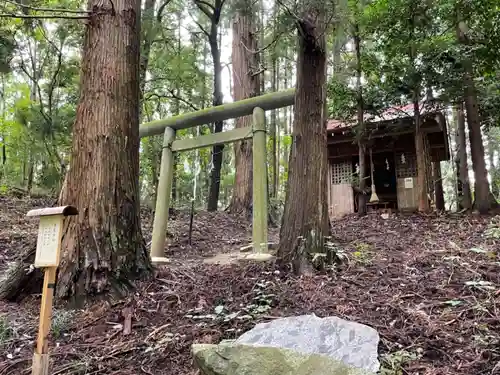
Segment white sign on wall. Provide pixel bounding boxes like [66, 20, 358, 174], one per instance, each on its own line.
[404, 177, 414, 189]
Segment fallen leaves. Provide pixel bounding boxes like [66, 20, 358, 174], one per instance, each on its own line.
[0, 198, 498, 374]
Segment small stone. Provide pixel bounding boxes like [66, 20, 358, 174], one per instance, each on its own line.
[237, 253, 275, 263]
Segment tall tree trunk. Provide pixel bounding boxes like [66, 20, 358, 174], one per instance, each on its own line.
[282, 46, 291, 184]
[278, 5, 330, 274]
[171, 10, 182, 206]
[27, 153, 34, 194]
[270, 38, 278, 198]
[433, 161, 445, 210]
[0, 78, 5, 176]
[139, 0, 157, 98]
[207, 36, 224, 211]
[56, 0, 152, 300]
[332, 0, 348, 83]
[454, 115, 461, 208]
[204, 0, 225, 211]
[489, 131, 499, 198]
[1, 0, 153, 302]
[408, 11, 429, 212]
[457, 20, 496, 213]
[353, 22, 366, 216]
[258, 0, 265, 94]
[414, 95, 429, 212]
[274, 59, 280, 197]
[456, 103, 472, 210]
[139, 0, 159, 203]
[228, 2, 260, 214]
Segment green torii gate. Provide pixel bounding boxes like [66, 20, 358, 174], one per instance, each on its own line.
[138, 89, 295, 264]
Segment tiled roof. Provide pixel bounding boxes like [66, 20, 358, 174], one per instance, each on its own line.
[327, 103, 437, 131]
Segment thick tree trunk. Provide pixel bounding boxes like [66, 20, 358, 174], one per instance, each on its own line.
[278, 6, 330, 274]
[56, 0, 152, 300]
[456, 103, 472, 210]
[457, 21, 496, 213]
[462, 66, 494, 212]
[1, 0, 152, 303]
[227, 3, 259, 214]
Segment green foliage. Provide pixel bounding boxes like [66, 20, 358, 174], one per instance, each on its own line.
[484, 223, 500, 239]
[51, 309, 74, 339]
[0, 31, 15, 73]
[0, 7, 80, 194]
[184, 279, 275, 325]
[351, 241, 374, 265]
[0, 314, 14, 344]
[380, 349, 423, 375]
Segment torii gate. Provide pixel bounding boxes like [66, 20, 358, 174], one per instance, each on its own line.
[138, 89, 295, 264]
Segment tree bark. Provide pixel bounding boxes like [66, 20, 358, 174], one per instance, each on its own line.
[353, 23, 366, 216]
[456, 103, 472, 210]
[457, 21, 496, 213]
[332, 0, 348, 83]
[278, 5, 330, 274]
[139, 0, 157, 98]
[227, 2, 260, 214]
[204, 0, 225, 211]
[139, 0, 160, 202]
[56, 0, 152, 300]
[414, 94, 429, 212]
[270, 47, 278, 199]
[171, 10, 182, 206]
[1, 0, 153, 302]
[432, 161, 445, 210]
[489, 131, 499, 198]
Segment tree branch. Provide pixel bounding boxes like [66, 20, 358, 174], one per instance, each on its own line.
[240, 28, 287, 54]
[145, 91, 199, 112]
[191, 17, 210, 38]
[194, 0, 215, 13]
[193, 0, 213, 19]
[3, 0, 90, 14]
[156, 0, 173, 23]
[0, 13, 88, 19]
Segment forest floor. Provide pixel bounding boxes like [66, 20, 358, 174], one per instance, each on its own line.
[0, 195, 499, 375]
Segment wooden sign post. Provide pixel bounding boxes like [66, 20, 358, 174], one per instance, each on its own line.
[26, 206, 78, 375]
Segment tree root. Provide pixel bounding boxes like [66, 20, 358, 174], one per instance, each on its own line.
[0, 246, 42, 301]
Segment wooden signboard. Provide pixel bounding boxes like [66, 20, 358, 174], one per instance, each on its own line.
[26, 205, 78, 375]
[34, 215, 64, 268]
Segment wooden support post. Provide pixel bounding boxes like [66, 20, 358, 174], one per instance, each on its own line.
[150, 126, 176, 264]
[252, 107, 268, 253]
[32, 266, 57, 375]
[172, 126, 253, 152]
[26, 205, 78, 375]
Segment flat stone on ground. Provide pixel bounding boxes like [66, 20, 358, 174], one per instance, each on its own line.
[192, 343, 376, 375]
[235, 314, 380, 372]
